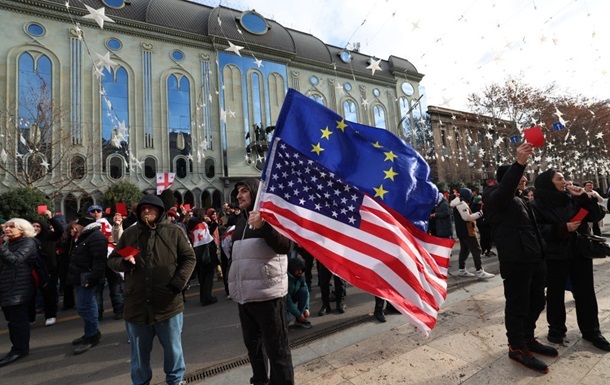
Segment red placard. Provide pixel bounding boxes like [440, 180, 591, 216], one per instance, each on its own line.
[37, 205, 48, 214]
[570, 208, 588, 222]
[115, 202, 128, 216]
[184, 203, 191, 211]
[523, 126, 544, 147]
[117, 245, 139, 259]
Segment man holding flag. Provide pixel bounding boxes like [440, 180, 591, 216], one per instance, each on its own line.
[253, 89, 454, 336]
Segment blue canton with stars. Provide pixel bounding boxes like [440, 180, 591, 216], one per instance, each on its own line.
[266, 140, 364, 228]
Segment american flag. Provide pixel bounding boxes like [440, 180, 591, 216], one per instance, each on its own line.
[259, 138, 454, 335]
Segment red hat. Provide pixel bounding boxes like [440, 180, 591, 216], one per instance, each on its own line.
[167, 209, 179, 218]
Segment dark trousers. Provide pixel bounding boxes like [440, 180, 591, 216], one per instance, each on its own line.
[238, 298, 294, 385]
[479, 223, 492, 253]
[317, 260, 345, 306]
[220, 249, 230, 296]
[2, 302, 31, 355]
[546, 257, 600, 338]
[458, 236, 483, 270]
[500, 260, 546, 348]
[197, 262, 216, 304]
[42, 271, 59, 319]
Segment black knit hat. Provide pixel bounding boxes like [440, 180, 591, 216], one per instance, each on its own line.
[496, 165, 510, 183]
[76, 216, 96, 227]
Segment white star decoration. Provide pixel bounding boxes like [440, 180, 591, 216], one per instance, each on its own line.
[40, 159, 50, 170]
[95, 52, 117, 72]
[366, 58, 382, 76]
[83, 5, 115, 29]
[254, 58, 263, 68]
[225, 41, 244, 56]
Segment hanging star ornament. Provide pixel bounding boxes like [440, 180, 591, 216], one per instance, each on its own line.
[83, 5, 115, 29]
[225, 41, 244, 56]
[40, 158, 50, 170]
[366, 58, 382, 76]
[95, 51, 117, 72]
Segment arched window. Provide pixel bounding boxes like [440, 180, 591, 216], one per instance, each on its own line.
[176, 157, 187, 179]
[101, 66, 129, 169]
[109, 156, 124, 179]
[372, 105, 386, 129]
[70, 155, 86, 180]
[309, 93, 325, 106]
[168, 74, 192, 163]
[18, 52, 52, 161]
[205, 158, 215, 179]
[399, 97, 413, 145]
[144, 157, 156, 179]
[343, 100, 358, 122]
[25, 153, 47, 182]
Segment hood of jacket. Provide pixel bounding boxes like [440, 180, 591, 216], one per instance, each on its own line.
[235, 178, 260, 212]
[136, 194, 167, 225]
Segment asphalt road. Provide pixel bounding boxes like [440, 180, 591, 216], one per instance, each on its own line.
[0, 242, 501, 385]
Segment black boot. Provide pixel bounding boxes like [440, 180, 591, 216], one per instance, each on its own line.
[374, 307, 386, 323]
[318, 303, 332, 316]
[336, 301, 346, 314]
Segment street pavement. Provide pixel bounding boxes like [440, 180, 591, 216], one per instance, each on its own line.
[199, 219, 610, 385]
[1, 216, 609, 384]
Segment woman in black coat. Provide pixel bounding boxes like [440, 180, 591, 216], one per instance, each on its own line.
[531, 169, 610, 351]
[0, 218, 38, 367]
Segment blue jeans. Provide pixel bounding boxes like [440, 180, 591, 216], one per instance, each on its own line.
[125, 313, 186, 385]
[96, 268, 124, 315]
[76, 285, 99, 338]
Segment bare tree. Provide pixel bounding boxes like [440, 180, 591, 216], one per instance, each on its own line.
[0, 75, 92, 199]
[468, 76, 610, 185]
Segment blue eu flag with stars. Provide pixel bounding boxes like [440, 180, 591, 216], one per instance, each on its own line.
[264, 89, 438, 231]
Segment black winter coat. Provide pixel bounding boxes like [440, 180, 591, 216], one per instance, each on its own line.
[482, 162, 545, 264]
[532, 193, 605, 261]
[67, 225, 107, 286]
[0, 237, 37, 307]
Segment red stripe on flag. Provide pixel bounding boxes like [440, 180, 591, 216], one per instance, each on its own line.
[260, 199, 444, 331]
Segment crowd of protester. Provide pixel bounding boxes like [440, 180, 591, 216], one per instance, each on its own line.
[1, 161, 609, 380]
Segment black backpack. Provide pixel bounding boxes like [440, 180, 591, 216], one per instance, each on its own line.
[28, 247, 51, 289]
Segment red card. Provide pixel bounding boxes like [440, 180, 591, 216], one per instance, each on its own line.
[117, 246, 139, 259]
[116, 202, 128, 216]
[184, 203, 191, 211]
[105, 207, 111, 214]
[523, 126, 544, 147]
[570, 208, 588, 222]
[37, 205, 47, 214]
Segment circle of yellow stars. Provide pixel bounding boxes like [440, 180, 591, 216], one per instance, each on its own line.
[309, 118, 399, 200]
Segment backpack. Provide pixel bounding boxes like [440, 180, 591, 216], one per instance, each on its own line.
[28, 247, 51, 289]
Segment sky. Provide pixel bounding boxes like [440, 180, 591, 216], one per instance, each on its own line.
[193, 0, 609, 111]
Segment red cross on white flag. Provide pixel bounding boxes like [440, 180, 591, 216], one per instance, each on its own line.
[156, 172, 176, 194]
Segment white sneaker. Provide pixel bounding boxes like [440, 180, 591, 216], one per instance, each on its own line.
[475, 269, 495, 279]
[457, 269, 475, 277]
[45, 317, 56, 326]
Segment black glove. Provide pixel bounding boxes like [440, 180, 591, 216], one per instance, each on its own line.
[121, 259, 136, 271]
[167, 283, 182, 295]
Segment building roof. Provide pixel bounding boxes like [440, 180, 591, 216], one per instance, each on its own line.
[40, 0, 421, 79]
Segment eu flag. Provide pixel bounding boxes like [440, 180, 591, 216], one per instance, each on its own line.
[264, 89, 438, 231]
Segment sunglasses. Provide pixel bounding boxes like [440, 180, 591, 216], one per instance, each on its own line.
[90, 209, 102, 213]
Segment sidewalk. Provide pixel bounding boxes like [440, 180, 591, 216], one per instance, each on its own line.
[199, 231, 610, 384]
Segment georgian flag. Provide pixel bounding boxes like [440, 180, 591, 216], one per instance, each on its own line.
[156, 172, 176, 194]
[190, 221, 213, 248]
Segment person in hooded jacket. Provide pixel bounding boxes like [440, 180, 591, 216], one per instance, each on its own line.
[107, 194, 196, 385]
[229, 178, 295, 385]
[32, 209, 64, 327]
[0, 218, 37, 367]
[286, 256, 311, 329]
[450, 188, 495, 279]
[531, 169, 610, 351]
[67, 216, 107, 355]
[482, 143, 557, 374]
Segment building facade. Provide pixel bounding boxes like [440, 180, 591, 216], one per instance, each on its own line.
[0, 0, 428, 220]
